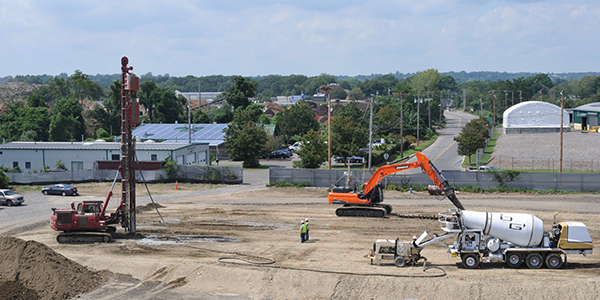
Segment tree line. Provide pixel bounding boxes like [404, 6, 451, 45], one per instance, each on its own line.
[2, 69, 600, 169]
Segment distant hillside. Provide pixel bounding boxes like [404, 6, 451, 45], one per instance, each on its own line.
[1, 71, 599, 89]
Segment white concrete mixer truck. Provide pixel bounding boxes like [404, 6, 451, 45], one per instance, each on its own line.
[439, 210, 593, 269]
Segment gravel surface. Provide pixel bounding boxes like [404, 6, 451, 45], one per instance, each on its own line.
[491, 130, 600, 171]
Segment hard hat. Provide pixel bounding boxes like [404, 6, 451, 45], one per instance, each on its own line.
[301, 221, 304, 224]
[305, 218, 309, 221]
[412, 235, 417, 240]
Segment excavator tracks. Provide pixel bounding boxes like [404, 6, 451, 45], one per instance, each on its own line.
[56, 232, 112, 244]
[335, 204, 393, 218]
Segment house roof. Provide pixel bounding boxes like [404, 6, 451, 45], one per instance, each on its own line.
[0, 141, 206, 151]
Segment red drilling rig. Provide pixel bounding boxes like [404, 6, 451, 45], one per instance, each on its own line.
[50, 57, 140, 243]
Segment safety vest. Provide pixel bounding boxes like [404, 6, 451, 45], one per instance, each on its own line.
[300, 224, 307, 233]
[305, 222, 310, 230]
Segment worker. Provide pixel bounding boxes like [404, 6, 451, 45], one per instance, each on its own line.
[305, 218, 310, 241]
[300, 220, 307, 243]
[412, 235, 418, 247]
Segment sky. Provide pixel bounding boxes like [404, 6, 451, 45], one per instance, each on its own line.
[1, 0, 599, 78]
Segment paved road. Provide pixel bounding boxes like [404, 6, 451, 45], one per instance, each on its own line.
[402, 110, 477, 173]
[421, 110, 478, 170]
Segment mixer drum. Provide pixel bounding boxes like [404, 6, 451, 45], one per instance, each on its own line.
[460, 210, 544, 247]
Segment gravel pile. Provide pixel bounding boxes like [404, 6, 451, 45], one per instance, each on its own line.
[491, 131, 600, 171]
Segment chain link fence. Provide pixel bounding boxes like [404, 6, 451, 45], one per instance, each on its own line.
[270, 168, 600, 192]
[492, 155, 597, 172]
[6, 165, 243, 185]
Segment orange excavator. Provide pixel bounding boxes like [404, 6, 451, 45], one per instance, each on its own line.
[328, 152, 465, 217]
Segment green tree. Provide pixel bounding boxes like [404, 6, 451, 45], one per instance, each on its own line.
[207, 106, 234, 124]
[331, 116, 368, 161]
[192, 109, 211, 123]
[454, 117, 490, 164]
[277, 103, 320, 142]
[233, 104, 263, 124]
[224, 121, 268, 168]
[293, 130, 328, 168]
[154, 90, 186, 123]
[374, 105, 399, 136]
[410, 69, 441, 93]
[0, 171, 9, 189]
[139, 80, 159, 123]
[49, 98, 85, 141]
[348, 87, 366, 100]
[330, 85, 347, 100]
[223, 76, 258, 110]
[336, 101, 366, 125]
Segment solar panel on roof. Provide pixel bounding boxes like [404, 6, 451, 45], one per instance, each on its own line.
[131, 123, 227, 145]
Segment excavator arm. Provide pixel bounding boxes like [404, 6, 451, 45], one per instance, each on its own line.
[328, 151, 464, 216]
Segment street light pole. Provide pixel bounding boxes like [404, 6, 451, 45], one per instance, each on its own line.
[415, 95, 421, 147]
[318, 84, 334, 169]
[560, 91, 564, 173]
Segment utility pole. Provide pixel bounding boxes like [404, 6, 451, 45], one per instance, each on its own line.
[319, 85, 334, 169]
[511, 90, 514, 106]
[489, 90, 497, 126]
[560, 91, 564, 173]
[120, 57, 139, 234]
[462, 88, 467, 111]
[426, 93, 432, 130]
[415, 95, 422, 146]
[394, 92, 409, 158]
[519, 90, 523, 103]
[479, 98, 483, 116]
[504, 91, 508, 110]
[368, 91, 377, 170]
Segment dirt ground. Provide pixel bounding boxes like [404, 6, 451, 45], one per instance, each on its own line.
[1, 186, 600, 299]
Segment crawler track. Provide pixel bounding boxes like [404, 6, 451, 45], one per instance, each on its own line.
[56, 232, 112, 244]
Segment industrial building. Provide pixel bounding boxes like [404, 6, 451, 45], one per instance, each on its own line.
[502, 101, 570, 134]
[129, 123, 227, 159]
[571, 102, 600, 131]
[0, 141, 209, 172]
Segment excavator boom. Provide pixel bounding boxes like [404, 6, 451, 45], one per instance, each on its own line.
[328, 151, 464, 217]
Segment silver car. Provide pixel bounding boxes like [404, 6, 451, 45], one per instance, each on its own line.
[0, 189, 25, 206]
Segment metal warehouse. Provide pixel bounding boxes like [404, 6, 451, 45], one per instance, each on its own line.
[0, 141, 209, 173]
[572, 102, 600, 131]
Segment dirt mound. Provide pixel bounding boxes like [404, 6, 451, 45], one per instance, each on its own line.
[0, 280, 40, 300]
[0, 237, 103, 300]
[137, 202, 165, 212]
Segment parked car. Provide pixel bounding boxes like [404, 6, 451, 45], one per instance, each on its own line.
[334, 156, 346, 163]
[42, 183, 79, 196]
[288, 142, 302, 152]
[346, 155, 366, 164]
[466, 165, 499, 172]
[0, 189, 24, 206]
[371, 139, 386, 147]
[263, 149, 291, 159]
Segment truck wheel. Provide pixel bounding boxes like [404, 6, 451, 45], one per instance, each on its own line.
[505, 252, 523, 268]
[525, 253, 543, 269]
[6, 200, 12, 206]
[462, 254, 480, 269]
[394, 257, 406, 267]
[545, 253, 563, 269]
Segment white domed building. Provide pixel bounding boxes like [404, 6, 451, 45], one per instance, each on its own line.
[502, 101, 570, 134]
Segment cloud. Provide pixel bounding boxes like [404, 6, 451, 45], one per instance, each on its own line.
[0, 0, 599, 77]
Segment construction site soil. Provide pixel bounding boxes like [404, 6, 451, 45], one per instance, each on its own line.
[1, 185, 600, 299]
